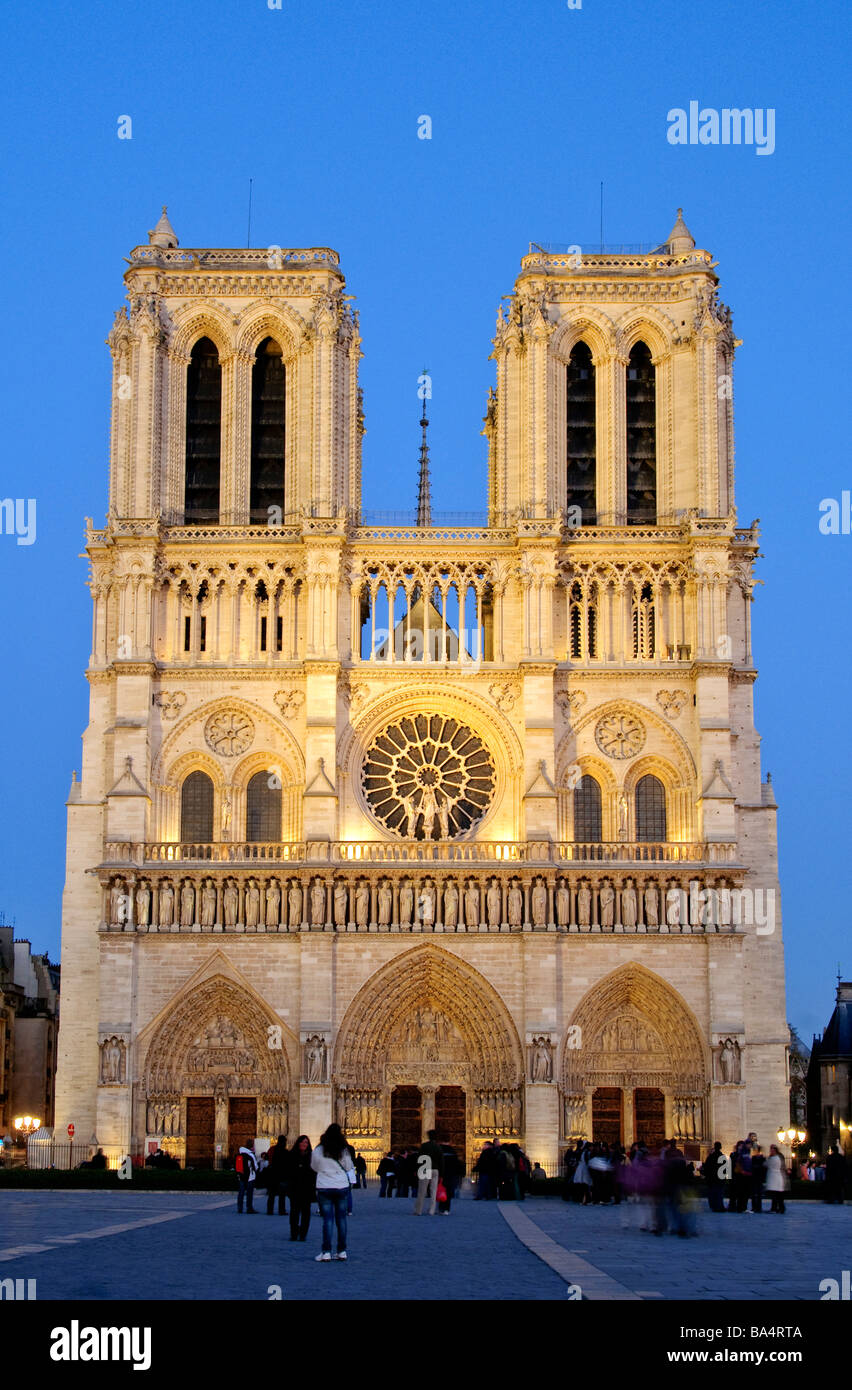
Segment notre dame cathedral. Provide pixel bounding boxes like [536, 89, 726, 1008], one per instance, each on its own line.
[54, 207, 789, 1168]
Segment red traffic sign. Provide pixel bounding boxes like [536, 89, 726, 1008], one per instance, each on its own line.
[67, 1123, 75, 1138]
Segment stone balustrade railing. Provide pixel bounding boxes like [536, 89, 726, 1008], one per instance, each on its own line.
[103, 839, 737, 867]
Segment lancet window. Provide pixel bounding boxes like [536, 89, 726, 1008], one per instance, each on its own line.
[184, 338, 222, 524]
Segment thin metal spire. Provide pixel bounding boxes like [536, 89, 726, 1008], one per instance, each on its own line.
[416, 387, 432, 527]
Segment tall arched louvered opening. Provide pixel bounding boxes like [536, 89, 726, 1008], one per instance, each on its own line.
[250, 337, 286, 523]
[635, 774, 666, 842]
[574, 774, 602, 842]
[180, 771, 214, 843]
[626, 341, 656, 524]
[566, 342, 596, 524]
[184, 338, 222, 523]
[246, 770, 282, 842]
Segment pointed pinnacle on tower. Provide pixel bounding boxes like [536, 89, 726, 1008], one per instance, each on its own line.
[416, 393, 433, 527]
[148, 205, 179, 249]
[667, 207, 695, 254]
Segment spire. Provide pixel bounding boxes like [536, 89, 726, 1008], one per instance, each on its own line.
[666, 207, 695, 254]
[148, 205, 179, 249]
[416, 394, 432, 527]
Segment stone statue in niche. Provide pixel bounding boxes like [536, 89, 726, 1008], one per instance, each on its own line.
[577, 881, 591, 927]
[529, 1036, 553, 1082]
[508, 880, 523, 927]
[304, 1035, 327, 1084]
[438, 798, 450, 840]
[265, 879, 280, 927]
[399, 880, 414, 925]
[159, 880, 174, 927]
[418, 880, 435, 926]
[288, 880, 303, 928]
[378, 880, 393, 926]
[621, 879, 638, 929]
[443, 880, 458, 928]
[355, 881, 370, 927]
[333, 881, 348, 927]
[464, 881, 480, 928]
[135, 880, 151, 926]
[180, 880, 195, 928]
[402, 795, 418, 838]
[718, 1037, 742, 1084]
[531, 877, 547, 926]
[201, 878, 217, 927]
[110, 878, 127, 926]
[224, 878, 238, 927]
[245, 879, 261, 928]
[600, 881, 615, 929]
[486, 878, 501, 927]
[644, 883, 659, 927]
[420, 785, 438, 840]
[311, 878, 325, 926]
[556, 879, 571, 927]
[99, 1035, 126, 1084]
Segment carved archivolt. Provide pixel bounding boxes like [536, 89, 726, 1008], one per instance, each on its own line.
[141, 973, 291, 1102]
[153, 695, 305, 786]
[333, 945, 523, 1092]
[562, 963, 708, 1094]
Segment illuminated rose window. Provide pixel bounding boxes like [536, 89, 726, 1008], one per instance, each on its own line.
[361, 714, 495, 840]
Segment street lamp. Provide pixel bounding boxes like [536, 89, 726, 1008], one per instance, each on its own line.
[14, 1116, 41, 1140]
[777, 1126, 806, 1174]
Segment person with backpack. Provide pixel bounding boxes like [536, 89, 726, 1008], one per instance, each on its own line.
[286, 1135, 315, 1241]
[236, 1138, 258, 1214]
[310, 1123, 355, 1261]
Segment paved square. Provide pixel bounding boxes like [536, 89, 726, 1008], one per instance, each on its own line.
[0, 1189, 848, 1301]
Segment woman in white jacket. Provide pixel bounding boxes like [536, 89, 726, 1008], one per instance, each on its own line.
[310, 1123, 355, 1261]
[765, 1144, 787, 1214]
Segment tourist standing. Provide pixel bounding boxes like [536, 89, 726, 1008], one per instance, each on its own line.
[236, 1138, 258, 1214]
[474, 1141, 497, 1200]
[266, 1134, 289, 1216]
[377, 1151, 396, 1197]
[310, 1123, 355, 1261]
[287, 1135, 315, 1241]
[414, 1129, 444, 1215]
[355, 1151, 368, 1189]
[701, 1142, 728, 1213]
[825, 1146, 846, 1204]
[750, 1145, 766, 1212]
[765, 1144, 787, 1213]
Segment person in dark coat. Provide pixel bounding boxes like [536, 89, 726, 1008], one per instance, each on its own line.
[266, 1135, 289, 1216]
[286, 1135, 315, 1241]
[825, 1146, 847, 1203]
[750, 1146, 766, 1212]
[701, 1142, 728, 1212]
[377, 1151, 396, 1197]
[438, 1144, 460, 1214]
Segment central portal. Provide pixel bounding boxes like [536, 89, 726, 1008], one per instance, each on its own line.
[435, 1085, 466, 1152]
[390, 1085, 422, 1150]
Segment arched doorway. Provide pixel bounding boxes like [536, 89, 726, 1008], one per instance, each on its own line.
[333, 945, 524, 1167]
[140, 972, 292, 1168]
[562, 963, 708, 1156]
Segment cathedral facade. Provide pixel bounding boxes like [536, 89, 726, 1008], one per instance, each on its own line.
[54, 208, 788, 1167]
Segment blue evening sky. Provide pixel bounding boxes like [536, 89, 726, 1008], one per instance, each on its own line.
[0, 0, 848, 1043]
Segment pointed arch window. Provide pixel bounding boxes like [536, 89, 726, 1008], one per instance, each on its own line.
[250, 337, 286, 523]
[626, 341, 656, 524]
[180, 771, 214, 842]
[574, 774, 602, 842]
[566, 341, 596, 524]
[184, 337, 222, 523]
[635, 774, 666, 842]
[632, 581, 656, 659]
[246, 770, 282, 842]
[569, 580, 598, 660]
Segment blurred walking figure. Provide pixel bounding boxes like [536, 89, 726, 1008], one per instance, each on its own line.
[414, 1129, 444, 1215]
[474, 1141, 497, 1200]
[701, 1142, 728, 1213]
[750, 1145, 766, 1212]
[311, 1123, 355, 1261]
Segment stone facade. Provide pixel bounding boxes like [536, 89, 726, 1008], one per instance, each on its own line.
[54, 208, 789, 1167]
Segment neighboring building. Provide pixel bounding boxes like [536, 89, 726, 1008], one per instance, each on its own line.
[807, 982, 852, 1155]
[0, 925, 60, 1134]
[54, 207, 788, 1168]
[788, 1024, 810, 1126]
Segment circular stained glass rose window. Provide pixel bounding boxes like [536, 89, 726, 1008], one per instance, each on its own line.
[361, 714, 495, 840]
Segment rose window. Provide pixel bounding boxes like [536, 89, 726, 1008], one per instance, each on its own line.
[361, 714, 495, 840]
[594, 712, 645, 759]
[205, 710, 255, 757]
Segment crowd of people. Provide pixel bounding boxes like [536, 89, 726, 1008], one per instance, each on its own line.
[232, 1126, 848, 1259]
